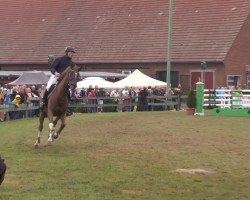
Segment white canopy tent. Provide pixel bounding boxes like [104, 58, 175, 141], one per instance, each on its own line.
[77, 77, 116, 89]
[113, 69, 167, 88]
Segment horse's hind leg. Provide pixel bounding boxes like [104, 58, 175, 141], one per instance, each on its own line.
[53, 115, 66, 139]
[34, 112, 45, 148]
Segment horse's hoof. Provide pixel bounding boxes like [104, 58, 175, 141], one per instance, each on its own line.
[47, 137, 53, 145]
[34, 143, 39, 149]
[53, 133, 59, 139]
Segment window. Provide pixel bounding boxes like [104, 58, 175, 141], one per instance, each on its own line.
[227, 75, 241, 87]
[156, 71, 179, 87]
[247, 76, 250, 89]
[122, 70, 132, 75]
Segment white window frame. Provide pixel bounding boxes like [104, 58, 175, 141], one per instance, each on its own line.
[226, 75, 241, 87]
[122, 70, 132, 75]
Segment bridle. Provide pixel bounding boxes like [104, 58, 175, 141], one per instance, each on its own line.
[67, 68, 80, 89]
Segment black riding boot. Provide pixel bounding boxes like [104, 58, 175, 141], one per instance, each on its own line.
[40, 90, 49, 109]
[66, 93, 73, 116]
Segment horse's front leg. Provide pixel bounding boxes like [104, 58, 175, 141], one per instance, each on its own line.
[51, 116, 60, 137]
[34, 111, 45, 148]
[53, 116, 60, 127]
[47, 111, 55, 145]
[53, 115, 66, 139]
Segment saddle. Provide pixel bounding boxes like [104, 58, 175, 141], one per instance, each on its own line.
[40, 84, 56, 110]
[47, 84, 56, 98]
[42, 84, 71, 110]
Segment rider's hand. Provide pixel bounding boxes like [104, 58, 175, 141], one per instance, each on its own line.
[55, 72, 61, 77]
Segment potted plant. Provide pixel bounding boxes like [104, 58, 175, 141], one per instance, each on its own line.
[186, 90, 196, 115]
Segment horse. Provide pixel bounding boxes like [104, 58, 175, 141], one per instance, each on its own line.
[34, 65, 80, 148]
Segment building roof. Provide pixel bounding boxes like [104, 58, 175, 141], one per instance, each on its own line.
[0, 0, 249, 64]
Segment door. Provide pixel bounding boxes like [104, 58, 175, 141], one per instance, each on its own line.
[191, 71, 214, 90]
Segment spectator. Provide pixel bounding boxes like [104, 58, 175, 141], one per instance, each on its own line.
[147, 86, 153, 111]
[31, 85, 39, 97]
[110, 88, 121, 112]
[165, 87, 174, 110]
[152, 86, 163, 111]
[173, 84, 182, 110]
[129, 87, 136, 112]
[153, 86, 161, 96]
[3, 89, 12, 105]
[121, 86, 130, 112]
[87, 85, 93, 95]
[87, 88, 95, 113]
[7, 87, 19, 120]
[138, 87, 148, 111]
[38, 85, 46, 98]
[31, 85, 40, 117]
[18, 86, 26, 119]
[0, 88, 5, 121]
[95, 87, 106, 113]
[0, 88, 4, 105]
[24, 87, 34, 118]
[12, 93, 21, 108]
[79, 87, 86, 98]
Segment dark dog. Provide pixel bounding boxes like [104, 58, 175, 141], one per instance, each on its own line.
[0, 156, 6, 185]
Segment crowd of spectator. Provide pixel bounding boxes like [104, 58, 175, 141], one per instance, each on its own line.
[70, 84, 182, 113]
[0, 83, 182, 121]
[0, 84, 45, 121]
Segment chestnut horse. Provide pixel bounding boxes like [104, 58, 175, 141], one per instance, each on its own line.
[34, 65, 80, 148]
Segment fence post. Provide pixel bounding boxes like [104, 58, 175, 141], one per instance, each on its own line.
[176, 95, 180, 111]
[195, 82, 204, 116]
[5, 112, 10, 121]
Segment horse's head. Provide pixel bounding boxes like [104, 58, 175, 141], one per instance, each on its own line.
[68, 65, 81, 89]
[58, 65, 81, 89]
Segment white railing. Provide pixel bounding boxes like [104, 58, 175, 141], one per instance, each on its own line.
[203, 89, 250, 108]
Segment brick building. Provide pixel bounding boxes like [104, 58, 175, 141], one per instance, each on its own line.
[0, 0, 250, 91]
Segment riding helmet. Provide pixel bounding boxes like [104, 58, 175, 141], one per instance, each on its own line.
[65, 46, 76, 53]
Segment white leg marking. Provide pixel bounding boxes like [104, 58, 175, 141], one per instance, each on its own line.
[49, 123, 54, 130]
[48, 123, 54, 144]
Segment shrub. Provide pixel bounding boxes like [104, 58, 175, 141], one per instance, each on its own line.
[186, 90, 196, 108]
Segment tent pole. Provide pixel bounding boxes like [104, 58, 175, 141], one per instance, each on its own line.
[166, 0, 173, 87]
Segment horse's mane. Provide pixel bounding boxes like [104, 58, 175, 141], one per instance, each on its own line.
[57, 66, 73, 83]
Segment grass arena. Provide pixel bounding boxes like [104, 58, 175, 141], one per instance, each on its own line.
[0, 111, 249, 200]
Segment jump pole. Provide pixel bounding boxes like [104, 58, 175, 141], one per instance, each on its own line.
[195, 82, 204, 116]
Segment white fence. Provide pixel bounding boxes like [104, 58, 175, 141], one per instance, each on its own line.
[203, 89, 250, 109]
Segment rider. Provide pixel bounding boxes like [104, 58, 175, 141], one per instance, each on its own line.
[41, 46, 76, 108]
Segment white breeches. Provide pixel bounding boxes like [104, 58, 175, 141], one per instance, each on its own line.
[46, 74, 58, 91]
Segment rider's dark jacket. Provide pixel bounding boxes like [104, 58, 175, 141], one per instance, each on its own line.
[51, 55, 75, 75]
